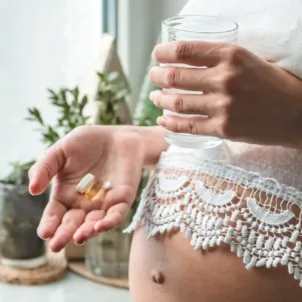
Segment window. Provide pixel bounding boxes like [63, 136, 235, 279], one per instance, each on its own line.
[0, 0, 102, 176]
[0, 0, 186, 176]
[101, 0, 118, 37]
[116, 0, 187, 108]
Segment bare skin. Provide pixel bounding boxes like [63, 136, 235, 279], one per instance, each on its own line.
[29, 125, 302, 301]
[130, 228, 302, 302]
[150, 41, 302, 149]
[29, 41, 302, 302]
[28, 125, 167, 251]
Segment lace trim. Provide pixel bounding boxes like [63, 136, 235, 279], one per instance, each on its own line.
[124, 150, 302, 287]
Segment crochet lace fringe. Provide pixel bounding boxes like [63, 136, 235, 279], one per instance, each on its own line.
[124, 151, 302, 287]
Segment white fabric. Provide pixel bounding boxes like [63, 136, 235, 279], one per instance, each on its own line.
[125, 0, 302, 288]
[124, 149, 302, 286]
[178, 0, 302, 189]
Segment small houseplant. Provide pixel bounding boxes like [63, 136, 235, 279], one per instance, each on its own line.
[0, 71, 131, 269]
[0, 161, 49, 269]
[26, 73, 133, 277]
[0, 85, 91, 269]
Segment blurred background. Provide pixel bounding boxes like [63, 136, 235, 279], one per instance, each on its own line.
[0, 0, 186, 177]
[0, 1, 187, 301]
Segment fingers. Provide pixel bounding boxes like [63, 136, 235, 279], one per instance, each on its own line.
[149, 66, 215, 91]
[102, 185, 137, 211]
[73, 186, 135, 241]
[73, 210, 106, 245]
[37, 200, 66, 240]
[152, 41, 223, 67]
[156, 114, 215, 137]
[29, 143, 65, 195]
[48, 209, 85, 252]
[94, 203, 130, 233]
[150, 90, 215, 116]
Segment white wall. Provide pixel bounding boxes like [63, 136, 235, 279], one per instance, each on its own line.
[117, 0, 188, 110]
[0, 0, 187, 177]
[0, 0, 101, 177]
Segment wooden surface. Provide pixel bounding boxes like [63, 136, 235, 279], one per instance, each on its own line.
[65, 242, 85, 260]
[68, 261, 129, 289]
[0, 249, 67, 285]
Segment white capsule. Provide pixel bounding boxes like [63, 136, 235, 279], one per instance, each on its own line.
[103, 181, 112, 190]
[76, 173, 96, 193]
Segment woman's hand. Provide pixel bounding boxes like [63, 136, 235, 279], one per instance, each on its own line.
[149, 41, 302, 148]
[28, 125, 145, 252]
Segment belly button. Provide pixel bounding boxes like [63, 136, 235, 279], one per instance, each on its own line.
[150, 269, 165, 284]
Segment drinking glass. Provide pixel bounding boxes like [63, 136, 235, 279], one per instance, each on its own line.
[161, 15, 238, 149]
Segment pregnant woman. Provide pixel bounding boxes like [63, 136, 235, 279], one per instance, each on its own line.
[29, 0, 302, 301]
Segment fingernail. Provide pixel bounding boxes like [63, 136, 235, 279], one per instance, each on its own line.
[157, 116, 166, 127]
[37, 229, 49, 240]
[149, 90, 160, 102]
[75, 241, 86, 246]
[29, 181, 40, 195]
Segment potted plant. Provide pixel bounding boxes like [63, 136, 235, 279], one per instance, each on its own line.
[0, 78, 106, 269]
[0, 160, 49, 269]
[25, 73, 133, 270]
[17, 70, 133, 278]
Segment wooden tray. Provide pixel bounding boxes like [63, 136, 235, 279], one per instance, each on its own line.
[68, 261, 129, 289]
[0, 249, 67, 285]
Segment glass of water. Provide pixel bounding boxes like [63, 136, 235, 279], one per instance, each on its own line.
[161, 15, 238, 149]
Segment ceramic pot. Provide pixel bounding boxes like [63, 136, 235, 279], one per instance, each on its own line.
[0, 182, 48, 269]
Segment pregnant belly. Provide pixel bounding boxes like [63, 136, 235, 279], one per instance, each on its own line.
[129, 228, 302, 302]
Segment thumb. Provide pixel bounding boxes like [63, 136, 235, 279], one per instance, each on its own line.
[28, 142, 65, 195]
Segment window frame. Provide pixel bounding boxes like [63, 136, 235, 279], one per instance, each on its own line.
[101, 0, 118, 37]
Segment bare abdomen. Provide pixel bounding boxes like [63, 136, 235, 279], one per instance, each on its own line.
[129, 228, 302, 302]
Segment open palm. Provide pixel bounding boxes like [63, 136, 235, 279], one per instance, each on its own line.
[29, 125, 144, 252]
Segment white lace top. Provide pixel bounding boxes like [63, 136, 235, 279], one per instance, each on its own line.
[125, 0, 302, 288]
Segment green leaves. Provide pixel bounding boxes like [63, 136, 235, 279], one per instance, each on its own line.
[95, 72, 130, 126]
[25, 107, 44, 125]
[24, 71, 132, 151]
[26, 86, 91, 147]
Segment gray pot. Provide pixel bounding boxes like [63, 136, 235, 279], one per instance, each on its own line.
[0, 182, 48, 268]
